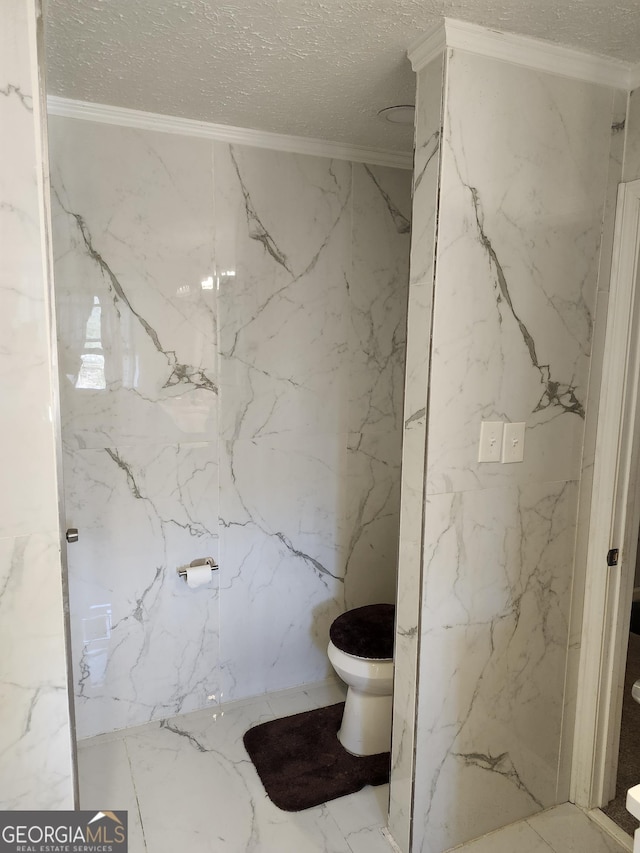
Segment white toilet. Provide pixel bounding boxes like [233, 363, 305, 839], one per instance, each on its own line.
[327, 603, 395, 756]
[627, 784, 640, 852]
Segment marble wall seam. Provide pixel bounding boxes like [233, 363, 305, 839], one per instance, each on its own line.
[407, 52, 448, 853]
[389, 51, 445, 853]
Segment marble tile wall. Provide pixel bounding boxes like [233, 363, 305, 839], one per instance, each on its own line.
[49, 119, 411, 735]
[409, 49, 617, 853]
[214, 143, 411, 701]
[0, 0, 74, 808]
[388, 53, 444, 853]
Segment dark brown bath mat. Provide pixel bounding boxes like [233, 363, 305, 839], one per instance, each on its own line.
[243, 702, 390, 812]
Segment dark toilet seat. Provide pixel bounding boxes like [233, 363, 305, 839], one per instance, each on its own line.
[329, 604, 395, 660]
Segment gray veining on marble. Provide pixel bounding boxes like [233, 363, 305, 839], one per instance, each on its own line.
[49, 118, 218, 451]
[215, 143, 411, 703]
[402, 47, 620, 853]
[49, 118, 221, 739]
[49, 118, 411, 735]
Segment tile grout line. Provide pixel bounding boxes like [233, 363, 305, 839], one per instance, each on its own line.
[123, 736, 149, 853]
[522, 818, 562, 852]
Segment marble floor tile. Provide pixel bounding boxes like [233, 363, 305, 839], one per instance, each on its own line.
[525, 803, 628, 853]
[451, 820, 554, 853]
[77, 684, 630, 853]
[326, 784, 390, 853]
[77, 738, 146, 853]
[450, 803, 629, 853]
[124, 695, 351, 852]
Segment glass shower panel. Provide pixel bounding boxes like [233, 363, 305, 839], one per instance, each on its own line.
[49, 116, 220, 739]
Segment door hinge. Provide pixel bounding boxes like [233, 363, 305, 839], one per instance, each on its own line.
[607, 548, 619, 566]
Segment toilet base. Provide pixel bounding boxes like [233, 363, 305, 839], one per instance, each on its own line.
[338, 686, 392, 756]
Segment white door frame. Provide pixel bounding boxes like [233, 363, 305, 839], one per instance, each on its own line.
[572, 179, 640, 808]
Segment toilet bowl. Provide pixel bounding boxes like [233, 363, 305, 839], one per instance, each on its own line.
[626, 784, 640, 852]
[327, 604, 395, 756]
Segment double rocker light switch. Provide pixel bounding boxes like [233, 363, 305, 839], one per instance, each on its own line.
[478, 420, 525, 464]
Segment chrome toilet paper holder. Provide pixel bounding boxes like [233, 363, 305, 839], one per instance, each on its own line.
[177, 557, 218, 579]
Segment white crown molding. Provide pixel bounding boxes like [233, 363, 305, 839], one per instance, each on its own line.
[407, 22, 446, 72]
[409, 18, 633, 90]
[46, 96, 413, 171]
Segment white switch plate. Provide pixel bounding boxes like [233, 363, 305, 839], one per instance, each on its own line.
[478, 421, 503, 462]
[502, 422, 526, 463]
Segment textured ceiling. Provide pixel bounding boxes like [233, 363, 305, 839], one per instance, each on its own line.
[45, 0, 640, 154]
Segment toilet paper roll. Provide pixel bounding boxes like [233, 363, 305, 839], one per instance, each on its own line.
[185, 565, 211, 589]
